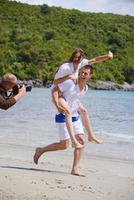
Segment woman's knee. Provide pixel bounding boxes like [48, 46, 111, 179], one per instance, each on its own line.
[79, 105, 88, 114]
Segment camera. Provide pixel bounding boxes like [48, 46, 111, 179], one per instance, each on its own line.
[12, 83, 32, 95]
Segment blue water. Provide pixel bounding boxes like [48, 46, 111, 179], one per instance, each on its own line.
[0, 88, 134, 160]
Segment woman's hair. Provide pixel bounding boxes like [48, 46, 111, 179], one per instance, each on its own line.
[55, 48, 84, 75]
[68, 48, 84, 62]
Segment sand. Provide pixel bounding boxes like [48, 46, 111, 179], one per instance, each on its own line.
[0, 145, 134, 200]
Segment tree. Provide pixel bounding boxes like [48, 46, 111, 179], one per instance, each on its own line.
[40, 4, 50, 15]
[124, 66, 134, 84]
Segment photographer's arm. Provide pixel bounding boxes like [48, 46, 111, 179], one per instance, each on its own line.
[13, 85, 26, 102]
[0, 85, 26, 110]
[0, 95, 16, 110]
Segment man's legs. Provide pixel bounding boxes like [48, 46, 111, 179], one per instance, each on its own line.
[71, 134, 85, 176]
[33, 139, 69, 164]
[78, 104, 103, 144]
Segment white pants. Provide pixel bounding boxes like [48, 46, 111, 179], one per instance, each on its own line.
[56, 118, 84, 140]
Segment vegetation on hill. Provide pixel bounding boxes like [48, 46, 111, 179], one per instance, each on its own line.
[0, 0, 134, 84]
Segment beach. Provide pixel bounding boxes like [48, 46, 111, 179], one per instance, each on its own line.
[0, 88, 134, 199]
[0, 144, 134, 200]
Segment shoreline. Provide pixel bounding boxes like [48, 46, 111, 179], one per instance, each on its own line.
[19, 79, 134, 91]
[1, 141, 134, 162]
[0, 76, 134, 91]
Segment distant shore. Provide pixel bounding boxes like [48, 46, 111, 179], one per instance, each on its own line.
[20, 79, 134, 91]
[88, 81, 134, 91]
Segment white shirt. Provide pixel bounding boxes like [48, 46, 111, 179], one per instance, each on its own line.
[58, 80, 88, 116]
[55, 58, 89, 80]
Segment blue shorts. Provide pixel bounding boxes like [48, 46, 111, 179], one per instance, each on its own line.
[55, 114, 84, 140]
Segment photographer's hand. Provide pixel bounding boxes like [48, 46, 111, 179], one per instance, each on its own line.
[14, 85, 26, 102]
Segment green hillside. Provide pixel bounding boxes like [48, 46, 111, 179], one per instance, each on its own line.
[0, 0, 134, 83]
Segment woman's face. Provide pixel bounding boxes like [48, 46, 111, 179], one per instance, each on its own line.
[73, 52, 83, 64]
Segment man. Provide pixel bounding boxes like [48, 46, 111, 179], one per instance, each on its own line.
[0, 73, 26, 110]
[52, 49, 113, 145]
[33, 65, 94, 176]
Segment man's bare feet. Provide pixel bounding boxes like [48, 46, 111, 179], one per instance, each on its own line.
[71, 141, 83, 149]
[71, 170, 86, 177]
[33, 147, 42, 165]
[88, 135, 103, 144]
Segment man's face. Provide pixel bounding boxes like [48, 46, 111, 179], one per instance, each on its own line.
[73, 52, 83, 64]
[80, 68, 92, 81]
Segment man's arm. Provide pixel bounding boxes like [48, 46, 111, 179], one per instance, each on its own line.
[0, 85, 26, 110]
[0, 95, 16, 110]
[13, 85, 26, 102]
[52, 86, 70, 114]
[88, 51, 113, 65]
[52, 86, 61, 109]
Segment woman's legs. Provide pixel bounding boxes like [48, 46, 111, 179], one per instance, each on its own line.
[58, 97, 83, 148]
[78, 104, 103, 144]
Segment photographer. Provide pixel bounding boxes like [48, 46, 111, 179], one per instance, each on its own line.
[0, 73, 26, 110]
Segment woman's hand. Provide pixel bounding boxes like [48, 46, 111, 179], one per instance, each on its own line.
[108, 51, 113, 59]
[68, 74, 78, 84]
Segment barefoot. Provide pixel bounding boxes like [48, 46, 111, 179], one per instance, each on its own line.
[88, 135, 103, 144]
[71, 141, 83, 149]
[71, 170, 86, 177]
[33, 147, 42, 165]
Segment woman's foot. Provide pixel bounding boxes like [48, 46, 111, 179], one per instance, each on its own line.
[88, 135, 103, 144]
[71, 141, 83, 149]
[33, 147, 42, 165]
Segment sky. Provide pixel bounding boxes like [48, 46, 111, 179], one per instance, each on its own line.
[10, 0, 134, 16]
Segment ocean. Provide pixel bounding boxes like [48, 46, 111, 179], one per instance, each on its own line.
[0, 88, 134, 161]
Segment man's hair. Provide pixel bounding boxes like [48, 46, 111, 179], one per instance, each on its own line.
[82, 64, 94, 74]
[68, 48, 84, 62]
[2, 73, 17, 84]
